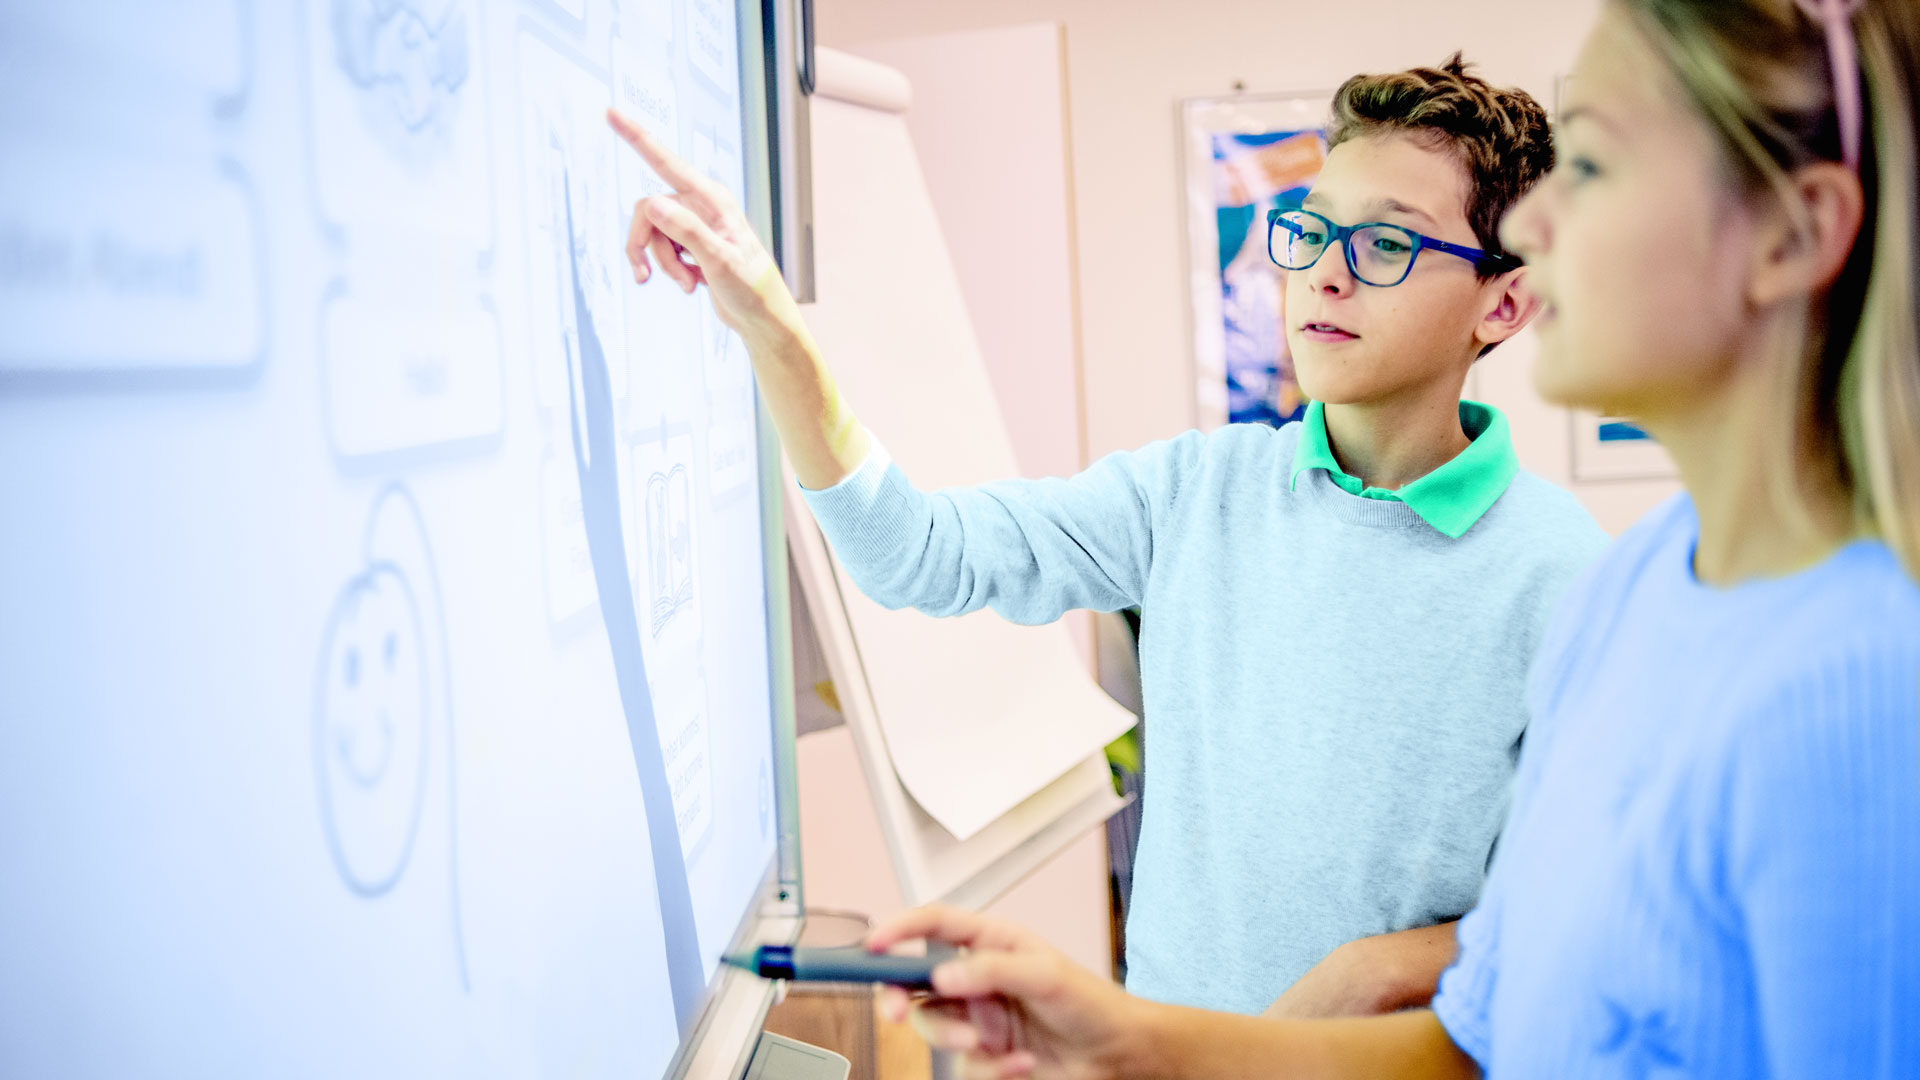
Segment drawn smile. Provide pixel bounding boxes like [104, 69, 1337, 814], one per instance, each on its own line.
[337, 709, 397, 789]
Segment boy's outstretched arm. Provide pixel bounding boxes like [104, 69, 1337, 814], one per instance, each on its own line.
[869, 906, 1480, 1080]
[607, 108, 1164, 623]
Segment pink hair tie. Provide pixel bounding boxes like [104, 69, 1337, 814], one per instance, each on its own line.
[1794, 0, 1866, 171]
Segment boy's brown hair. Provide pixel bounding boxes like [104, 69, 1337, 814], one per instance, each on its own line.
[1327, 52, 1554, 273]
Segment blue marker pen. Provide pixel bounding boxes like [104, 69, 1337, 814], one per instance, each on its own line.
[722, 945, 956, 991]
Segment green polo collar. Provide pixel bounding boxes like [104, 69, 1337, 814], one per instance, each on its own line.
[1289, 399, 1519, 539]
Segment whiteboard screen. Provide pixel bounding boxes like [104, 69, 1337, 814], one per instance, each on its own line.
[0, 1, 782, 1076]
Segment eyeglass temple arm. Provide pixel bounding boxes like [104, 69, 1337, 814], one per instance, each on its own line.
[1423, 234, 1524, 274]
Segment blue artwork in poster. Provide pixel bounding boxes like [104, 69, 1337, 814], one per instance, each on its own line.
[1599, 419, 1652, 442]
[1211, 129, 1326, 426]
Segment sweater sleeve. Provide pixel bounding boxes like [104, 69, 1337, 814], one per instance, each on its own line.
[1723, 640, 1920, 1076]
[799, 430, 1207, 625]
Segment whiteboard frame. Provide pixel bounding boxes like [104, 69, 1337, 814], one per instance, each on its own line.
[667, 2, 810, 1078]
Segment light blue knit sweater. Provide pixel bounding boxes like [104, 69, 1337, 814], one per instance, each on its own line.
[804, 420, 1607, 1013]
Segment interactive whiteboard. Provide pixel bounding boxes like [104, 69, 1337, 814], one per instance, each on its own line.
[0, 1, 799, 1076]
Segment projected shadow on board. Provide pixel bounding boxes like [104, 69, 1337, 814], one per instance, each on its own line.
[560, 179, 706, 1029]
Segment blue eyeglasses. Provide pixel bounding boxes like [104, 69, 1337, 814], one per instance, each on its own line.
[1267, 208, 1522, 287]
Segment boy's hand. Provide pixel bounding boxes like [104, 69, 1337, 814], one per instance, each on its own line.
[1261, 940, 1388, 1019]
[606, 108, 803, 352]
[869, 906, 1151, 1080]
[1262, 922, 1459, 1020]
[605, 107, 868, 488]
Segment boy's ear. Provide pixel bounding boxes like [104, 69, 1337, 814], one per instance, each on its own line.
[1475, 265, 1543, 353]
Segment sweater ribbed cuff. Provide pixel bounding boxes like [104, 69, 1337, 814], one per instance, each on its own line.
[798, 435, 924, 573]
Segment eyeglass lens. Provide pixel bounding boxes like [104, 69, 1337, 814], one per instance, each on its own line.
[1272, 211, 1418, 287]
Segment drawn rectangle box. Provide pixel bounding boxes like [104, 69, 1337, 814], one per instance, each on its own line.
[0, 147, 263, 373]
[632, 429, 714, 864]
[685, 0, 735, 96]
[321, 290, 504, 460]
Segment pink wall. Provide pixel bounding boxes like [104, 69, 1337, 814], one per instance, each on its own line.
[854, 25, 1087, 484]
[850, 24, 1101, 663]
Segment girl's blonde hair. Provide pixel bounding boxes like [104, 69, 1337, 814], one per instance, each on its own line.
[1620, 0, 1920, 578]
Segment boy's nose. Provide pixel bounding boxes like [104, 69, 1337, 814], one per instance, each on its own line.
[1305, 244, 1356, 295]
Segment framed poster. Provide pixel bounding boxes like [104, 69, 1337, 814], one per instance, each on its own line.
[1181, 92, 1332, 429]
[1570, 413, 1677, 481]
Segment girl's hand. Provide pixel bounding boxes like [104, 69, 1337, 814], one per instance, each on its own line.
[868, 906, 1153, 1080]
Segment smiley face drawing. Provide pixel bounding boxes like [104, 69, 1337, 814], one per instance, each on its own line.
[315, 559, 431, 897]
[312, 484, 469, 989]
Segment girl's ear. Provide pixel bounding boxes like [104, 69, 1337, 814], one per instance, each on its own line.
[1746, 162, 1867, 307]
[1476, 265, 1545, 350]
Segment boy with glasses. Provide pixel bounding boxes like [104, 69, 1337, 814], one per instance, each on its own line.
[608, 54, 1606, 1018]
